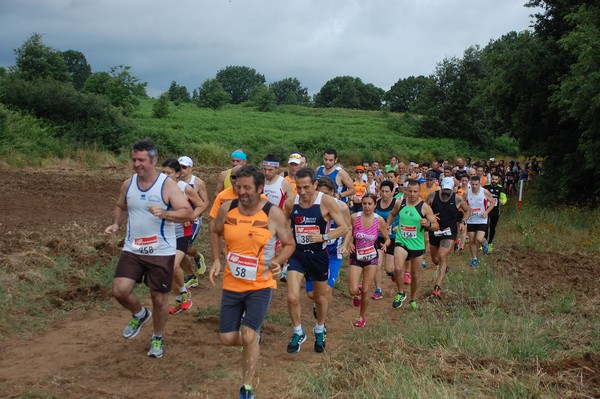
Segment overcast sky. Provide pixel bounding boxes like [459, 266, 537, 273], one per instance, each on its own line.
[0, 0, 538, 97]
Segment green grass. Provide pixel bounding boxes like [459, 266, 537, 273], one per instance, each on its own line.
[3, 96, 515, 167]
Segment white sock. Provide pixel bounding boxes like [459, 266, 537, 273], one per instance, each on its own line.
[134, 308, 146, 319]
[293, 324, 303, 335]
[314, 324, 325, 334]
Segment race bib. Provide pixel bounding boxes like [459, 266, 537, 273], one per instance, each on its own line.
[227, 252, 258, 281]
[471, 207, 481, 217]
[295, 225, 320, 245]
[434, 227, 452, 237]
[131, 235, 159, 255]
[356, 246, 377, 261]
[400, 225, 417, 239]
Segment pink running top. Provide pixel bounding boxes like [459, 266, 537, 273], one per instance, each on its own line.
[354, 212, 379, 250]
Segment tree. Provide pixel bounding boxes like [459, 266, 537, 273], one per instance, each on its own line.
[167, 81, 191, 103]
[153, 93, 170, 118]
[251, 84, 276, 112]
[61, 50, 91, 91]
[83, 65, 147, 114]
[314, 76, 384, 110]
[384, 75, 432, 113]
[215, 66, 265, 104]
[195, 78, 230, 110]
[269, 78, 310, 105]
[12, 33, 70, 82]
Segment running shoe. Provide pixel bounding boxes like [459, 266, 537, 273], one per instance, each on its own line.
[421, 259, 428, 268]
[403, 272, 411, 285]
[469, 258, 479, 267]
[454, 239, 461, 253]
[195, 253, 207, 275]
[286, 332, 306, 354]
[352, 316, 366, 328]
[392, 291, 407, 309]
[147, 336, 163, 358]
[432, 285, 441, 298]
[181, 290, 192, 311]
[482, 241, 489, 255]
[184, 275, 198, 289]
[239, 385, 254, 399]
[169, 298, 182, 315]
[488, 243, 493, 253]
[280, 264, 288, 282]
[409, 300, 418, 310]
[314, 329, 326, 353]
[312, 302, 317, 319]
[371, 288, 383, 300]
[122, 308, 152, 339]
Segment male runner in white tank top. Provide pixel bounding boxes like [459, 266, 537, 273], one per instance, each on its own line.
[105, 139, 194, 359]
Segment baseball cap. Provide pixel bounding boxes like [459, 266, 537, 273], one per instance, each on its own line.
[178, 156, 193, 167]
[441, 177, 454, 190]
[426, 170, 436, 180]
[288, 153, 302, 164]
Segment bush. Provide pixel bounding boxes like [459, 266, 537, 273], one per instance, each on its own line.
[152, 93, 170, 119]
[0, 76, 134, 151]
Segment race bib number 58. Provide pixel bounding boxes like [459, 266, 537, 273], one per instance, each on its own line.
[227, 252, 258, 281]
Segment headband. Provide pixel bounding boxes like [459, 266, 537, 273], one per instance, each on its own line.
[262, 160, 280, 168]
[231, 151, 247, 160]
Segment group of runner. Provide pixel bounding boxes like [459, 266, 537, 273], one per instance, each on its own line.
[106, 139, 518, 399]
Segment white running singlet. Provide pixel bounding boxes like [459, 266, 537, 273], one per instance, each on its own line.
[123, 173, 177, 256]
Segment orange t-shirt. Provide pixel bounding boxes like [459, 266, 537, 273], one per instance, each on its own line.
[284, 175, 297, 195]
[353, 181, 367, 203]
[209, 187, 268, 219]
[222, 201, 277, 292]
[419, 183, 439, 202]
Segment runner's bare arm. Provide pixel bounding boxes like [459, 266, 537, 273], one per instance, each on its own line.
[378, 216, 391, 252]
[340, 202, 353, 255]
[195, 177, 210, 206]
[457, 197, 471, 232]
[268, 207, 296, 278]
[347, 213, 357, 253]
[184, 184, 205, 220]
[338, 169, 356, 199]
[148, 178, 193, 223]
[208, 201, 231, 285]
[281, 178, 295, 203]
[483, 189, 495, 218]
[386, 198, 400, 228]
[104, 178, 130, 237]
[420, 203, 440, 232]
[215, 170, 226, 197]
[282, 195, 294, 218]
[425, 191, 436, 206]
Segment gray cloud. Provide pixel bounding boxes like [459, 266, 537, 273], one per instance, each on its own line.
[0, 0, 536, 97]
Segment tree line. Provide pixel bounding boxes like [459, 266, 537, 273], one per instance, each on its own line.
[0, 1, 598, 205]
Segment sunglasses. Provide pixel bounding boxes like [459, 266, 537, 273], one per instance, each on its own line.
[230, 175, 237, 180]
[356, 170, 364, 173]
[181, 165, 190, 169]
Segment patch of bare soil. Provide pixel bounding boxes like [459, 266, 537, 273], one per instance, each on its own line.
[0, 164, 598, 398]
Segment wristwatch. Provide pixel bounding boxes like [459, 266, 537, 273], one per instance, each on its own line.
[322, 234, 330, 242]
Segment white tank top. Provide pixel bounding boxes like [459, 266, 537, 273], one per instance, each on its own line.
[263, 175, 286, 208]
[123, 173, 177, 256]
[467, 188, 488, 224]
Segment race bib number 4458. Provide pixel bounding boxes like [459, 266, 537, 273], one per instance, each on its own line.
[227, 252, 258, 281]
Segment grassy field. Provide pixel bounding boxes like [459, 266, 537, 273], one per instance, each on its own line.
[1, 99, 517, 167]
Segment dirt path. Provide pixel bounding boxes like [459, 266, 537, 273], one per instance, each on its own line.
[0, 165, 598, 398]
